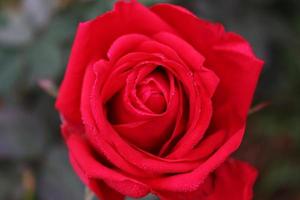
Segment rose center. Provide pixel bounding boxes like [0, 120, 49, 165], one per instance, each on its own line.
[136, 80, 166, 114]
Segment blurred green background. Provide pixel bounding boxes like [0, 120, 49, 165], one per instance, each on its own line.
[0, 0, 299, 199]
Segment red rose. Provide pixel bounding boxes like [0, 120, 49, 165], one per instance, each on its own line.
[56, 0, 263, 199]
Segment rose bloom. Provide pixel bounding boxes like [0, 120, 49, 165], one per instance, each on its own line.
[56, 0, 263, 199]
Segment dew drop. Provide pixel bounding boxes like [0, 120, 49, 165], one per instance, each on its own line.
[187, 71, 193, 77]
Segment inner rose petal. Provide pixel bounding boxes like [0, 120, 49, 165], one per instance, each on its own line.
[136, 82, 166, 113]
[106, 63, 179, 153]
[136, 68, 168, 114]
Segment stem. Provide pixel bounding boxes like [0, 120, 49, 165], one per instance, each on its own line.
[37, 79, 58, 98]
[248, 101, 270, 115]
[84, 187, 95, 200]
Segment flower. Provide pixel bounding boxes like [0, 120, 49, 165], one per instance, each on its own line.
[56, 0, 263, 199]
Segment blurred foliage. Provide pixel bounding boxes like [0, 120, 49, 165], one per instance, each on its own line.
[0, 0, 299, 200]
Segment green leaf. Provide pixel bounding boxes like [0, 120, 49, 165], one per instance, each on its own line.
[0, 49, 22, 96]
[26, 37, 61, 85]
[0, 106, 48, 160]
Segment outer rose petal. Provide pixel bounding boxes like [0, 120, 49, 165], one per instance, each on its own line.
[66, 130, 150, 199]
[146, 127, 246, 192]
[156, 159, 258, 200]
[153, 32, 205, 71]
[70, 155, 124, 200]
[151, 3, 224, 55]
[56, 0, 175, 124]
[209, 32, 264, 122]
[55, 22, 91, 124]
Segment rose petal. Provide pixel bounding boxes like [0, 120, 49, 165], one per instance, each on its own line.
[158, 82, 188, 156]
[182, 130, 226, 160]
[209, 32, 263, 127]
[153, 32, 205, 71]
[166, 84, 212, 158]
[67, 133, 150, 198]
[55, 22, 92, 124]
[151, 3, 224, 55]
[135, 39, 185, 66]
[70, 155, 124, 200]
[155, 159, 258, 200]
[146, 127, 246, 191]
[107, 34, 150, 62]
